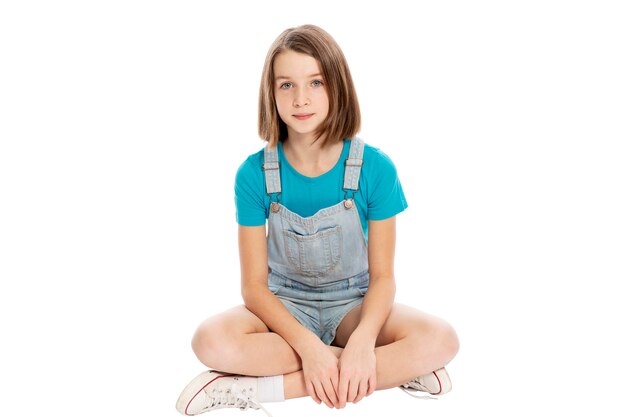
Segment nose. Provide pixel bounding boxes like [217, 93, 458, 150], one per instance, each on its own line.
[293, 88, 309, 108]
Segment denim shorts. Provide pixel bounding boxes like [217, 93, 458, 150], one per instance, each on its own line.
[268, 270, 369, 345]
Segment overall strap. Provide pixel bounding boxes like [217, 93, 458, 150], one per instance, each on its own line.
[263, 144, 281, 197]
[343, 137, 365, 192]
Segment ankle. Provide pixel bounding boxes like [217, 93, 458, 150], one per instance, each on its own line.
[257, 375, 285, 403]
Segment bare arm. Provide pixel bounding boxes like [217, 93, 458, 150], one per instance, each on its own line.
[238, 225, 319, 352]
[238, 224, 340, 407]
[350, 216, 397, 344]
[337, 216, 397, 405]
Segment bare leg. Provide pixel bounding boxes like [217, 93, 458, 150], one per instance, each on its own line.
[192, 305, 341, 376]
[192, 303, 458, 400]
[336, 303, 459, 388]
[282, 303, 458, 399]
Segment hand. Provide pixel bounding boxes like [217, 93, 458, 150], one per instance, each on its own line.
[336, 341, 376, 408]
[299, 341, 340, 408]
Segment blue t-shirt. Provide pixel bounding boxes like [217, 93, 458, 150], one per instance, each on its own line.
[234, 139, 408, 241]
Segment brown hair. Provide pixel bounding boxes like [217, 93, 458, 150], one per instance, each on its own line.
[258, 24, 361, 147]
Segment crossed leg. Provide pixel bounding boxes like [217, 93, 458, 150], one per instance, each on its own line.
[191, 303, 459, 401]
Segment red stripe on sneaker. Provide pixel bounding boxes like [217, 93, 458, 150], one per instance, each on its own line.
[185, 373, 231, 416]
[432, 371, 442, 395]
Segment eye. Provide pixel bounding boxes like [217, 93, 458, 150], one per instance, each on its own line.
[279, 82, 293, 90]
[311, 79, 324, 87]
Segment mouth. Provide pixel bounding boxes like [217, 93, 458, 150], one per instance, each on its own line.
[293, 113, 314, 121]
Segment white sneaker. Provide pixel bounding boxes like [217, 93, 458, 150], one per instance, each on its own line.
[401, 367, 452, 397]
[176, 370, 271, 416]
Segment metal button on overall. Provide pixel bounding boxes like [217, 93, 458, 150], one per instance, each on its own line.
[262, 138, 369, 345]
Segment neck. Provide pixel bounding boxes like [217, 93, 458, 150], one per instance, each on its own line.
[282, 136, 343, 177]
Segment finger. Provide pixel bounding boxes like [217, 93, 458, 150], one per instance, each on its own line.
[354, 379, 368, 403]
[305, 380, 321, 405]
[313, 380, 333, 408]
[367, 374, 377, 396]
[337, 373, 349, 408]
[322, 378, 339, 408]
[347, 377, 359, 403]
[330, 373, 342, 408]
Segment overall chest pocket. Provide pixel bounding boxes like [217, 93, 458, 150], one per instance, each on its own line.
[284, 226, 342, 276]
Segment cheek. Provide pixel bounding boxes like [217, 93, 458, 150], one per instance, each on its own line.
[317, 94, 330, 116]
[274, 95, 289, 114]
[315, 90, 330, 108]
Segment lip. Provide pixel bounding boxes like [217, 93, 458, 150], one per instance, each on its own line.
[293, 113, 314, 121]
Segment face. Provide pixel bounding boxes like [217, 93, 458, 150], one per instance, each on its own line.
[273, 50, 329, 141]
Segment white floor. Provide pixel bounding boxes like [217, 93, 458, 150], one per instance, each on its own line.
[2, 1, 625, 415]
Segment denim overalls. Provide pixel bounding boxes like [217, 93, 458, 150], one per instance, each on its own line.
[262, 138, 369, 345]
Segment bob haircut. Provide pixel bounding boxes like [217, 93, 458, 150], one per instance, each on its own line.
[258, 24, 361, 147]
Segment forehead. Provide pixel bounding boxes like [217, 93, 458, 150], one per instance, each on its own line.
[273, 50, 322, 80]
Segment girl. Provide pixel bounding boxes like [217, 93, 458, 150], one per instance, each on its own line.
[176, 24, 459, 416]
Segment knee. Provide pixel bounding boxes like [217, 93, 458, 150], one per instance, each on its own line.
[408, 318, 460, 367]
[437, 320, 460, 362]
[191, 320, 239, 371]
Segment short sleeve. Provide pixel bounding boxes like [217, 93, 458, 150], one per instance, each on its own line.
[234, 153, 267, 226]
[364, 146, 408, 220]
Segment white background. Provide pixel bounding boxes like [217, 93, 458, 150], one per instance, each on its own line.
[1, 1, 625, 415]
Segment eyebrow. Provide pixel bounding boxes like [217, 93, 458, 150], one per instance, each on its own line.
[275, 73, 323, 82]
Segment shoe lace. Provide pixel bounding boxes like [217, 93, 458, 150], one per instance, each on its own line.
[208, 382, 274, 416]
